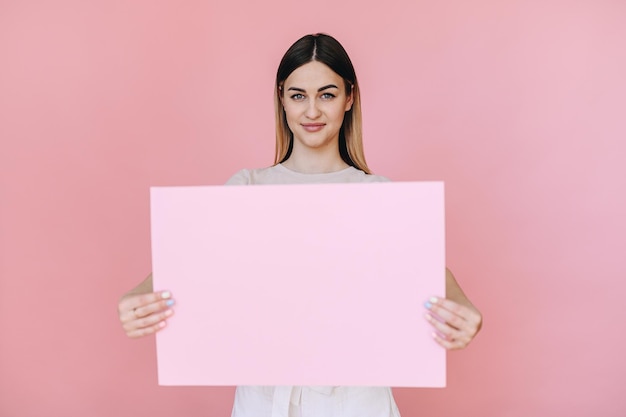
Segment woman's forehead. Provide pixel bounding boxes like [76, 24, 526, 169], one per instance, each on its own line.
[284, 61, 344, 89]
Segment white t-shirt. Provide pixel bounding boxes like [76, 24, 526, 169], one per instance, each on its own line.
[226, 164, 402, 417]
[225, 163, 390, 186]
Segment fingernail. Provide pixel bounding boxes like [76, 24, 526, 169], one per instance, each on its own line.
[424, 301, 432, 309]
[161, 291, 171, 299]
[424, 313, 433, 321]
[165, 309, 173, 317]
[429, 296, 439, 304]
[159, 321, 167, 328]
[166, 299, 175, 307]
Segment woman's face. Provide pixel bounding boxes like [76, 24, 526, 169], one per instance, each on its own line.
[281, 61, 353, 154]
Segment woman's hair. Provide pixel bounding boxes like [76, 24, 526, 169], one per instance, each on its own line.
[274, 33, 371, 174]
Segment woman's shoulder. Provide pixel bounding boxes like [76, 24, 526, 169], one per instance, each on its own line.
[355, 170, 390, 183]
[224, 169, 250, 185]
[224, 166, 281, 185]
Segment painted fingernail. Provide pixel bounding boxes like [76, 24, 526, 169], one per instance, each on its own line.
[165, 309, 173, 317]
[424, 301, 432, 309]
[424, 313, 433, 321]
[161, 291, 172, 299]
[166, 299, 175, 307]
[159, 321, 167, 328]
[429, 296, 439, 304]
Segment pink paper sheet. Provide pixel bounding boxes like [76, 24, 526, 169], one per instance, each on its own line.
[151, 181, 445, 387]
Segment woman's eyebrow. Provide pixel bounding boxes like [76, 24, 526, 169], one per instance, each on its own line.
[318, 84, 338, 92]
[287, 84, 339, 93]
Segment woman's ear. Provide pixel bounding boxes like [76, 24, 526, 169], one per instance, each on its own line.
[345, 84, 354, 111]
[278, 85, 284, 105]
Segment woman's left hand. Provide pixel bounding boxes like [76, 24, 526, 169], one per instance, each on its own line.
[424, 296, 482, 350]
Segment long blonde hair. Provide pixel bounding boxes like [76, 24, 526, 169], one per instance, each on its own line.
[273, 34, 371, 174]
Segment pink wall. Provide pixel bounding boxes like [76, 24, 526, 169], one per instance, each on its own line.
[1, 1, 625, 416]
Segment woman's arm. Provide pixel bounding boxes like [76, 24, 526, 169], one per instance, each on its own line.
[445, 268, 481, 319]
[423, 268, 483, 350]
[124, 273, 154, 296]
[118, 273, 176, 338]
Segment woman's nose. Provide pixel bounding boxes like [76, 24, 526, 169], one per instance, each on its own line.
[305, 100, 322, 119]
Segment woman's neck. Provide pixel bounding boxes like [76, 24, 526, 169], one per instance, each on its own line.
[281, 150, 350, 174]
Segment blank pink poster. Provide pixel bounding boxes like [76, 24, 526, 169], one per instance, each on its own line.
[150, 181, 445, 387]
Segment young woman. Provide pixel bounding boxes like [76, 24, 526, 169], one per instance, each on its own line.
[118, 33, 482, 417]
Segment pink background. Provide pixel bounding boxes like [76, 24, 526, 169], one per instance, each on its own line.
[0, 0, 624, 416]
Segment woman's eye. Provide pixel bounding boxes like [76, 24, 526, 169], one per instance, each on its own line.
[321, 93, 336, 100]
[291, 94, 305, 101]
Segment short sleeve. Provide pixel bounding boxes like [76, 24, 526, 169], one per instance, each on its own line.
[225, 169, 251, 185]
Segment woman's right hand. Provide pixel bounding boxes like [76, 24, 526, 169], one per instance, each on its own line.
[118, 291, 175, 338]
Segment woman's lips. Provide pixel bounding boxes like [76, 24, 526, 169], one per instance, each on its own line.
[301, 123, 325, 132]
